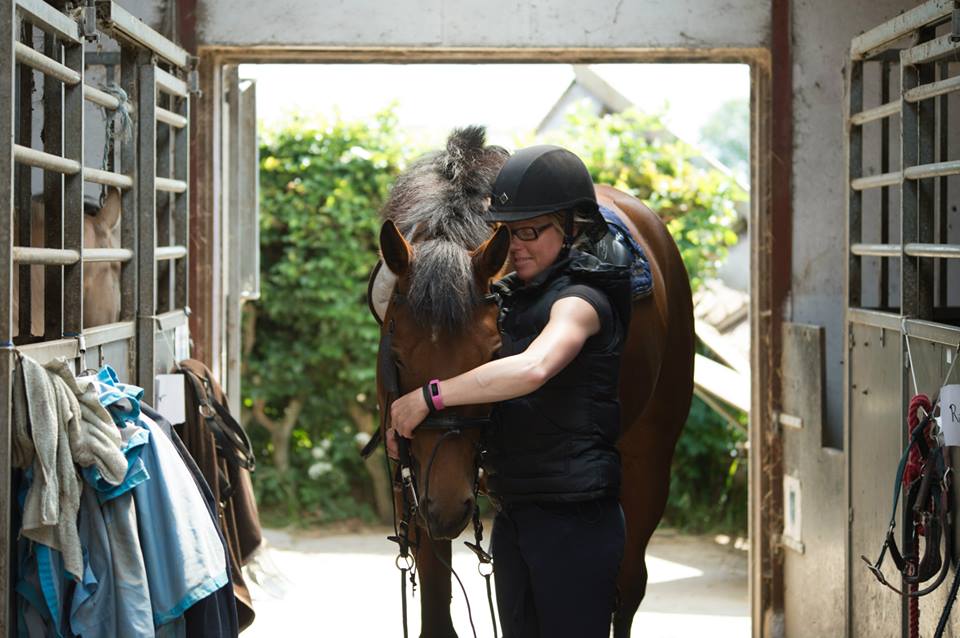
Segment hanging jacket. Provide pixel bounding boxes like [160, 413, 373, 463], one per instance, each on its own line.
[143, 405, 240, 638]
[484, 250, 631, 505]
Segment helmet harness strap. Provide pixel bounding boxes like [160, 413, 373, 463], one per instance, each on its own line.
[562, 210, 575, 253]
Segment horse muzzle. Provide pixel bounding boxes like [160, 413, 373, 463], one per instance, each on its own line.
[422, 497, 475, 540]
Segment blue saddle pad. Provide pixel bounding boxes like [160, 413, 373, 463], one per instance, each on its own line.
[598, 204, 653, 299]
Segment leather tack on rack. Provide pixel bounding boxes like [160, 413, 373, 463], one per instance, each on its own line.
[176, 359, 262, 631]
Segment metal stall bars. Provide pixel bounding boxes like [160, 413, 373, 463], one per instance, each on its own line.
[846, 1, 960, 636]
[2, 3, 84, 633]
[0, 1, 191, 633]
[0, 0, 133, 635]
[82, 49, 139, 381]
[11, 2, 138, 371]
[95, 0, 191, 406]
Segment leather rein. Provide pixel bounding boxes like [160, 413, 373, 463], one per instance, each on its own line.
[363, 262, 499, 638]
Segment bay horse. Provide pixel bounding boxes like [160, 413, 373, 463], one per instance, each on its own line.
[370, 127, 694, 638]
[12, 187, 123, 339]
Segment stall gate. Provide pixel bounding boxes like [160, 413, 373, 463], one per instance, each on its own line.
[846, 0, 960, 635]
[0, 1, 193, 632]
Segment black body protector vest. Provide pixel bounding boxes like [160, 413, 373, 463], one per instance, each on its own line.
[484, 251, 632, 505]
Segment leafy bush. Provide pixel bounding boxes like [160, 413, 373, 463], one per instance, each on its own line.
[243, 111, 408, 525]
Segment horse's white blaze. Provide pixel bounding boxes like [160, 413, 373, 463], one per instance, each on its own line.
[371, 262, 396, 323]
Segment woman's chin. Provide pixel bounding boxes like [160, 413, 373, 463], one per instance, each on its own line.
[515, 263, 534, 280]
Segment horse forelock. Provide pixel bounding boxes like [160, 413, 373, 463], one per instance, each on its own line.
[381, 126, 508, 249]
[381, 127, 508, 332]
[406, 239, 480, 334]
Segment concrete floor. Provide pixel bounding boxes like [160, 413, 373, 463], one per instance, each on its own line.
[241, 526, 749, 637]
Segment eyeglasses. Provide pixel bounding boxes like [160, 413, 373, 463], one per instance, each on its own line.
[509, 223, 554, 241]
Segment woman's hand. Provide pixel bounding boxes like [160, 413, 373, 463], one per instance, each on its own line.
[390, 388, 430, 440]
[385, 426, 400, 460]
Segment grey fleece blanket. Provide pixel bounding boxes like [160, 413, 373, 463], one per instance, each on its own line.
[12, 355, 127, 581]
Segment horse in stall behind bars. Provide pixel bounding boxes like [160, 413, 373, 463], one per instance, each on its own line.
[12, 187, 123, 340]
[368, 127, 694, 638]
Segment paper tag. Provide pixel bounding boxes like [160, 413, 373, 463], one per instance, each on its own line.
[155, 374, 187, 426]
[943, 385, 960, 446]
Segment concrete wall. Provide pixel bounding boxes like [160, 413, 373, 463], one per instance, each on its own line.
[197, 0, 770, 50]
[790, 0, 914, 450]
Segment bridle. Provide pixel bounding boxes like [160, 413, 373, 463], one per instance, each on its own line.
[362, 261, 500, 638]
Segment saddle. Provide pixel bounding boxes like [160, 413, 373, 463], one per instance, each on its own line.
[589, 204, 654, 299]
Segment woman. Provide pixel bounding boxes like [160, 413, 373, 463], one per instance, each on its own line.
[389, 145, 631, 637]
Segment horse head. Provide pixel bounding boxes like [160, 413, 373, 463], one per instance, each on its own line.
[377, 219, 509, 540]
[82, 187, 122, 327]
[372, 125, 510, 540]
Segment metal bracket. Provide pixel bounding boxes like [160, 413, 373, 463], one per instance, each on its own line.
[952, 1, 960, 43]
[776, 533, 806, 555]
[81, 0, 99, 43]
[773, 411, 804, 436]
[187, 55, 202, 97]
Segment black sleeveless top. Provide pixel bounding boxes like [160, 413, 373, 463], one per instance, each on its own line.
[483, 250, 631, 505]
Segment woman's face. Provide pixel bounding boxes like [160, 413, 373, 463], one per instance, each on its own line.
[506, 214, 564, 282]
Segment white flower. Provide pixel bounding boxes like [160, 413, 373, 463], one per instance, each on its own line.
[308, 461, 333, 479]
[354, 431, 372, 447]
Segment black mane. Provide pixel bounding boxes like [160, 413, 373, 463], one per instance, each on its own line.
[381, 126, 508, 332]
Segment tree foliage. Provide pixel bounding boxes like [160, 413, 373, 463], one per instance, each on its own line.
[538, 106, 746, 290]
[243, 112, 406, 524]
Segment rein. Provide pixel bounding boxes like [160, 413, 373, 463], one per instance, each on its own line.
[365, 281, 500, 638]
[861, 395, 955, 637]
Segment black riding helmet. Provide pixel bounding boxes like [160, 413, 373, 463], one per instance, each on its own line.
[486, 145, 608, 246]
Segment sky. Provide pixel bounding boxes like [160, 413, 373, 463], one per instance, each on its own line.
[238, 63, 750, 151]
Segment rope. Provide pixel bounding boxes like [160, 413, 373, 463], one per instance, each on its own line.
[905, 395, 933, 488]
[906, 393, 931, 634]
[97, 83, 133, 201]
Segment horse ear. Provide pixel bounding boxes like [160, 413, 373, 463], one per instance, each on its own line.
[97, 187, 122, 234]
[471, 224, 510, 282]
[380, 220, 411, 276]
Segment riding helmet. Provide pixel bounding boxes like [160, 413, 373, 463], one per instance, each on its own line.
[486, 145, 607, 243]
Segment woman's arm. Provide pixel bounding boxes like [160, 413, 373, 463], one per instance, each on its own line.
[389, 295, 601, 441]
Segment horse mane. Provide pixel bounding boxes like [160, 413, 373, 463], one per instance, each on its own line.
[381, 126, 508, 332]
